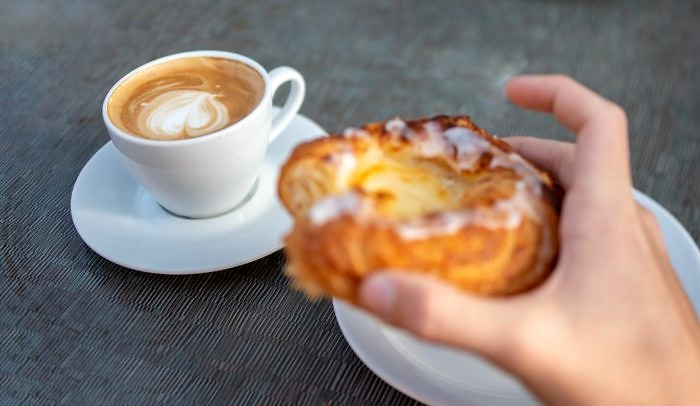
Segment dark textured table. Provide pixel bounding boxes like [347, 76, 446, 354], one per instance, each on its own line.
[1, 0, 698, 404]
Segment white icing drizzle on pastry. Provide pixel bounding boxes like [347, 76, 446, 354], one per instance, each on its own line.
[385, 117, 407, 134]
[138, 90, 230, 139]
[309, 192, 363, 225]
[331, 149, 357, 188]
[343, 127, 370, 139]
[396, 180, 539, 240]
[313, 118, 550, 248]
[443, 126, 491, 170]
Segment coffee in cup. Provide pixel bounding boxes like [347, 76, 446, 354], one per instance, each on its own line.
[107, 57, 265, 141]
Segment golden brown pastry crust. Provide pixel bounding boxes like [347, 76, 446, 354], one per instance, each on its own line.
[278, 115, 560, 302]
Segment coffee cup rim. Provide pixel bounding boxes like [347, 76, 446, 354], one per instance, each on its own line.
[102, 50, 272, 147]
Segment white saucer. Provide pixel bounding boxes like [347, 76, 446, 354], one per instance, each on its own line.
[334, 191, 700, 405]
[71, 108, 327, 274]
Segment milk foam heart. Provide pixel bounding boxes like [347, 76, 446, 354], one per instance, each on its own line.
[139, 90, 230, 139]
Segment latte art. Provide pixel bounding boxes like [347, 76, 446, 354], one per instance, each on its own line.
[140, 90, 230, 139]
[108, 57, 264, 140]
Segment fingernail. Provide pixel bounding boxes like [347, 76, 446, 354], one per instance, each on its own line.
[360, 274, 397, 317]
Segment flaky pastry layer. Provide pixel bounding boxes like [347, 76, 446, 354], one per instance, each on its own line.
[278, 115, 560, 302]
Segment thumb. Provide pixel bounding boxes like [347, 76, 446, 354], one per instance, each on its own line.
[358, 271, 522, 362]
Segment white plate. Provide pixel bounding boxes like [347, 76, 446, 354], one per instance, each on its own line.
[334, 190, 700, 405]
[71, 108, 326, 274]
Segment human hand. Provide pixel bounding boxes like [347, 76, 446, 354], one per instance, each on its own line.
[357, 75, 700, 404]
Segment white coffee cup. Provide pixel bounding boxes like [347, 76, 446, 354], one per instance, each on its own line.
[102, 50, 305, 218]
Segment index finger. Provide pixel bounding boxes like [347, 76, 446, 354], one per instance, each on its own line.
[506, 75, 632, 205]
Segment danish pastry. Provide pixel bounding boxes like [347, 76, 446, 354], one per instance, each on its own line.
[278, 115, 560, 301]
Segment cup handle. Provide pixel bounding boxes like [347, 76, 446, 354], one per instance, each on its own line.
[268, 67, 306, 143]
